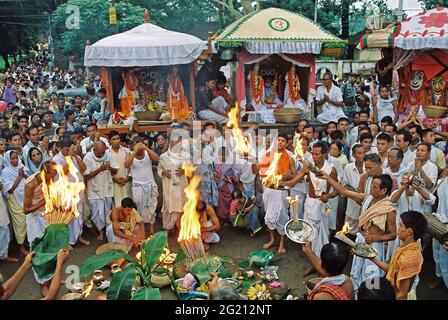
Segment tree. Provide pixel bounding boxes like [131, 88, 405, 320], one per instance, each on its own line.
[52, 0, 145, 59]
[0, 0, 58, 69]
[419, 0, 448, 9]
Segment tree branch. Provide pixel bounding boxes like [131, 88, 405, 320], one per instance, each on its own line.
[211, 0, 243, 19]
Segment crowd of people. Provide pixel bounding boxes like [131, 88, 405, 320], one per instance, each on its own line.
[0, 51, 447, 301]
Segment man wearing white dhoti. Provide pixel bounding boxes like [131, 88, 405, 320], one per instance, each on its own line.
[286, 141, 337, 276]
[108, 131, 131, 208]
[321, 172, 397, 291]
[157, 134, 190, 231]
[315, 72, 346, 124]
[342, 144, 365, 234]
[125, 138, 159, 235]
[83, 141, 117, 241]
[253, 134, 297, 254]
[80, 123, 110, 156]
[53, 139, 90, 245]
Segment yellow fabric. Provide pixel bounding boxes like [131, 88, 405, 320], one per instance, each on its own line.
[386, 242, 423, 293]
[359, 197, 395, 232]
[7, 194, 26, 245]
[107, 209, 143, 237]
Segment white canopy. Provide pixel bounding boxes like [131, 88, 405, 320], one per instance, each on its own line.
[84, 23, 207, 67]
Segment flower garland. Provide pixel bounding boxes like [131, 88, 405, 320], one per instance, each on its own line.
[250, 71, 264, 106]
[287, 70, 300, 103]
[408, 87, 426, 107]
[428, 87, 447, 106]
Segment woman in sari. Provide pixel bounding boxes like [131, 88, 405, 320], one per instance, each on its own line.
[1, 150, 30, 255]
[26, 147, 45, 174]
[214, 148, 239, 221]
[230, 189, 262, 235]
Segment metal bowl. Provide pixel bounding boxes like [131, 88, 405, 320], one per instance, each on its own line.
[61, 293, 82, 300]
[284, 219, 316, 244]
[351, 243, 377, 258]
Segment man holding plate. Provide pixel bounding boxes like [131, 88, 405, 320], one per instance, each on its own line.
[317, 171, 397, 290]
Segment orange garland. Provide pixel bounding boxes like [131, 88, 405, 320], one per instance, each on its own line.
[287, 70, 300, 104]
[250, 71, 264, 106]
[408, 88, 426, 107]
[428, 88, 447, 106]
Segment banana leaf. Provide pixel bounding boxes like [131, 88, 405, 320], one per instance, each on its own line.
[142, 231, 167, 274]
[175, 248, 185, 265]
[30, 224, 69, 283]
[107, 266, 137, 300]
[80, 250, 136, 277]
[131, 287, 161, 300]
[190, 256, 223, 285]
[217, 266, 232, 279]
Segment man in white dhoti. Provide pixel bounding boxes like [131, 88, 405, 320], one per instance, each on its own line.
[157, 134, 190, 231]
[196, 78, 229, 125]
[286, 141, 337, 276]
[395, 129, 414, 169]
[342, 144, 365, 235]
[253, 134, 297, 254]
[125, 138, 159, 235]
[83, 141, 117, 241]
[321, 172, 397, 290]
[53, 139, 90, 245]
[108, 130, 131, 207]
[406, 143, 438, 190]
[315, 72, 346, 124]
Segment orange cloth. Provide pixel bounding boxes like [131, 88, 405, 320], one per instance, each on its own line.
[259, 151, 291, 178]
[307, 283, 349, 300]
[358, 197, 395, 232]
[386, 242, 423, 292]
[120, 70, 138, 118]
[212, 88, 233, 105]
[167, 74, 191, 122]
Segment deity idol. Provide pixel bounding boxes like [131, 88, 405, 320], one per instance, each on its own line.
[284, 63, 306, 109]
[166, 65, 191, 122]
[262, 67, 282, 107]
[248, 63, 265, 110]
[119, 68, 140, 117]
[428, 75, 447, 107]
[401, 70, 426, 120]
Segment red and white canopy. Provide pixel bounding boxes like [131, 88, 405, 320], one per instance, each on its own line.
[359, 7, 448, 50]
[395, 6, 448, 50]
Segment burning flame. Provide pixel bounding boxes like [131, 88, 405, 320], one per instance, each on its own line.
[294, 133, 305, 162]
[336, 222, 352, 236]
[81, 280, 94, 299]
[40, 157, 85, 224]
[227, 105, 250, 155]
[178, 175, 202, 242]
[182, 163, 196, 178]
[262, 152, 283, 189]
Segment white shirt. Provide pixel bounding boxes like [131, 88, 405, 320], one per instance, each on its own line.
[392, 189, 435, 215]
[402, 149, 414, 169]
[83, 151, 114, 199]
[406, 159, 438, 191]
[316, 84, 345, 124]
[236, 160, 256, 184]
[80, 137, 110, 156]
[435, 178, 448, 223]
[343, 162, 365, 220]
[129, 150, 155, 185]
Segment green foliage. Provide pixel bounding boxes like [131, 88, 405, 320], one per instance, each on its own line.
[30, 224, 70, 283]
[190, 255, 223, 284]
[419, 0, 448, 10]
[79, 250, 136, 277]
[52, 0, 145, 58]
[142, 231, 168, 274]
[107, 266, 137, 300]
[131, 287, 162, 300]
